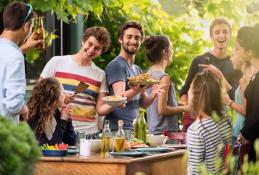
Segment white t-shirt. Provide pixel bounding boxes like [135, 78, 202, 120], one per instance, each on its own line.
[41, 55, 108, 134]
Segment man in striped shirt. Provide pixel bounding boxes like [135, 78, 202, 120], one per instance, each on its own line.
[40, 27, 114, 138]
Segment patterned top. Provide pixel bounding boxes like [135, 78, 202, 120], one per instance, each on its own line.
[187, 117, 231, 175]
[41, 55, 108, 134]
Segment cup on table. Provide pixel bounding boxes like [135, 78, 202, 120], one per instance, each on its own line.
[76, 131, 86, 150]
[80, 140, 91, 156]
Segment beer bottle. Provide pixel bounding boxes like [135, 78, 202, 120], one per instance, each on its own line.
[37, 16, 45, 49]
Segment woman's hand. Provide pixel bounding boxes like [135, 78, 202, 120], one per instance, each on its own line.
[61, 105, 73, 120]
[64, 93, 74, 105]
[237, 134, 249, 145]
[199, 64, 223, 79]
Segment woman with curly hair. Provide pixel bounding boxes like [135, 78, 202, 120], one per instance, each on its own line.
[27, 78, 76, 145]
[186, 71, 232, 175]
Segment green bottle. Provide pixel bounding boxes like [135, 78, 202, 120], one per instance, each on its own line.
[138, 109, 147, 143]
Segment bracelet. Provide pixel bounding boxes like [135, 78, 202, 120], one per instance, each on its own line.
[228, 100, 234, 107]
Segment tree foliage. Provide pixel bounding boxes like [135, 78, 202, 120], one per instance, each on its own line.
[0, 0, 258, 89]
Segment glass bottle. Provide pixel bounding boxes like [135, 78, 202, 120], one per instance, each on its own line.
[114, 120, 125, 152]
[37, 16, 45, 49]
[100, 120, 112, 158]
[138, 109, 147, 143]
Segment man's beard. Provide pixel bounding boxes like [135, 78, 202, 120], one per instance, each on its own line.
[122, 43, 138, 55]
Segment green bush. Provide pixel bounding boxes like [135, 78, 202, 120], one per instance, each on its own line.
[0, 116, 40, 175]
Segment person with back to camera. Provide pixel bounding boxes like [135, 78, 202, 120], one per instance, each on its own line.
[143, 35, 189, 135]
[0, 2, 37, 122]
[186, 71, 231, 175]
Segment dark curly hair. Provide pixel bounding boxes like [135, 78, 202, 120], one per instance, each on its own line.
[27, 78, 62, 133]
[191, 71, 223, 118]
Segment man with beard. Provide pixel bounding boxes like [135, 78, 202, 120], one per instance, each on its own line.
[180, 17, 242, 132]
[0, 2, 36, 122]
[40, 27, 114, 138]
[105, 21, 159, 134]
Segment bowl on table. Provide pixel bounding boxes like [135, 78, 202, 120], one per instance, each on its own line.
[42, 149, 67, 157]
[103, 96, 127, 107]
[148, 134, 167, 147]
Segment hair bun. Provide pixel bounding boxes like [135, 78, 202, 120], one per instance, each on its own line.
[143, 36, 156, 49]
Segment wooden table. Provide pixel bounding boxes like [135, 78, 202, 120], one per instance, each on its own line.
[35, 149, 187, 175]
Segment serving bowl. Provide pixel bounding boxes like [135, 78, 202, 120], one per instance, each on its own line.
[103, 96, 127, 107]
[42, 149, 67, 157]
[148, 134, 167, 147]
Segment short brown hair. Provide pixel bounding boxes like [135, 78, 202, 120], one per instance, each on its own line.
[118, 21, 144, 39]
[209, 17, 231, 36]
[3, 2, 35, 31]
[82, 26, 111, 53]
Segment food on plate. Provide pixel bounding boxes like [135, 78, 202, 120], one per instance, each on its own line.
[41, 143, 68, 150]
[128, 73, 151, 82]
[128, 73, 160, 85]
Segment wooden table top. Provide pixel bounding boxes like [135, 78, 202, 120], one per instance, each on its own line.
[40, 149, 187, 164]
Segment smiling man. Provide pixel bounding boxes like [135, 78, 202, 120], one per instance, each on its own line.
[105, 21, 159, 134]
[180, 17, 242, 132]
[40, 27, 114, 138]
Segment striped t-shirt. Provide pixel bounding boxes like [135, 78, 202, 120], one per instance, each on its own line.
[41, 55, 108, 134]
[186, 117, 231, 175]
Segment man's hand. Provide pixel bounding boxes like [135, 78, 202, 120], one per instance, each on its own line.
[21, 32, 44, 53]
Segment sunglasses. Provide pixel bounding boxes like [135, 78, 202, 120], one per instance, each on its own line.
[24, 3, 32, 23]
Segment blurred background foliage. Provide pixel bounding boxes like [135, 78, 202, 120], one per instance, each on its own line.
[0, 0, 259, 90]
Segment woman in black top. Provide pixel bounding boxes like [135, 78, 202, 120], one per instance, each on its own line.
[27, 78, 76, 146]
[238, 24, 259, 162]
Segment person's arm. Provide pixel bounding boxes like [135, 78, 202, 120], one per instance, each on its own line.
[96, 92, 114, 116]
[156, 75, 187, 116]
[59, 107, 76, 145]
[180, 57, 200, 100]
[199, 64, 232, 91]
[112, 81, 141, 101]
[20, 32, 43, 53]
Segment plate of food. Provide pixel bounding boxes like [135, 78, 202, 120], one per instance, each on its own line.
[128, 73, 160, 86]
[129, 142, 149, 149]
[103, 96, 127, 107]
